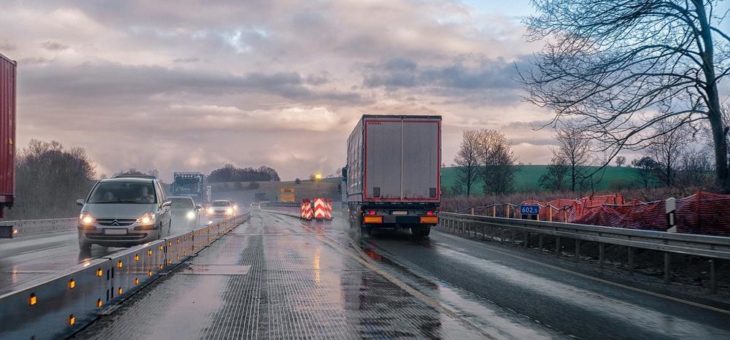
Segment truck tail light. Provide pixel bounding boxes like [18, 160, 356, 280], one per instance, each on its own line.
[426, 211, 435, 216]
[420, 216, 438, 224]
[363, 216, 383, 224]
[367, 210, 377, 216]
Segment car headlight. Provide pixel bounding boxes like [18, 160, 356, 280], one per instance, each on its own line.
[79, 213, 95, 226]
[136, 213, 156, 226]
[186, 210, 196, 220]
[207, 207, 214, 215]
[225, 207, 233, 215]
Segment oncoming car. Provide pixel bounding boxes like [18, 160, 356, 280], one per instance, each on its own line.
[206, 199, 237, 221]
[169, 196, 202, 230]
[76, 176, 172, 251]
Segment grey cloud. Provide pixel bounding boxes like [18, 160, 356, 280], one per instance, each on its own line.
[509, 138, 558, 146]
[0, 41, 16, 51]
[305, 73, 329, 86]
[173, 57, 200, 63]
[363, 57, 525, 90]
[41, 41, 69, 51]
[6, 0, 538, 180]
[21, 62, 364, 104]
[19, 57, 54, 65]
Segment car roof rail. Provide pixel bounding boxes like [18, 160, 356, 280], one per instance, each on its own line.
[112, 174, 157, 179]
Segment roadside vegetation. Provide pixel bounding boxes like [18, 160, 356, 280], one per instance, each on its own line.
[5, 140, 281, 220]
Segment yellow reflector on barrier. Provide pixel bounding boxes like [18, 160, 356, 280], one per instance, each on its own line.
[363, 216, 383, 224]
[117, 260, 123, 269]
[68, 314, 76, 326]
[96, 268, 103, 277]
[96, 299, 103, 308]
[29, 293, 37, 306]
[148, 271, 153, 277]
[134, 278, 140, 285]
[147, 249, 153, 256]
[68, 279, 76, 289]
[134, 254, 140, 262]
[118, 287, 123, 295]
[159, 245, 164, 251]
[419, 216, 439, 224]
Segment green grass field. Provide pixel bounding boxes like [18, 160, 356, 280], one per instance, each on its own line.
[441, 165, 642, 194]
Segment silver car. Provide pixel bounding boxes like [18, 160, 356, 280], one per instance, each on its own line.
[169, 196, 202, 231]
[76, 176, 172, 251]
[205, 199, 237, 222]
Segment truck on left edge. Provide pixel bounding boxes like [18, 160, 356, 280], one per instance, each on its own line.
[0, 53, 16, 221]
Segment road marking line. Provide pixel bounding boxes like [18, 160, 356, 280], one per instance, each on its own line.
[437, 231, 730, 315]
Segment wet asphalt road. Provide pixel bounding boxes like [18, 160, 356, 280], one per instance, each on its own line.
[0, 217, 212, 295]
[75, 209, 730, 339]
[362, 228, 730, 339]
[77, 210, 489, 339]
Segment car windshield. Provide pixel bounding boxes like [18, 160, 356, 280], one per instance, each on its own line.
[88, 181, 156, 204]
[212, 201, 230, 207]
[170, 197, 194, 209]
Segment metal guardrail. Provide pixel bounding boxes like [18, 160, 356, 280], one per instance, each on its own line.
[0, 213, 250, 339]
[0, 218, 77, 239]
[439, 212, 730, 292]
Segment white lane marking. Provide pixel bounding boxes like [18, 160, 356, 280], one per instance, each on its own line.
[436, 231, 730, 316]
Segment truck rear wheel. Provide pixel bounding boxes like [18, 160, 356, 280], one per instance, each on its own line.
[411, 226, 430, 239]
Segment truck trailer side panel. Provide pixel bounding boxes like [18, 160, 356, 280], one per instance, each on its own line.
[346, 119, 364, 202]
[0, 54, 16, 213]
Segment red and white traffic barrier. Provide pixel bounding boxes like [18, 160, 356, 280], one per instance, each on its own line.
[324, 199, 333, 221]
[313, 198, 327, 220]
[300, 199, 313, 220]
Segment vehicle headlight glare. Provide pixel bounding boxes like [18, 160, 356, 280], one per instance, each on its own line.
[226, 207, 233, 215]
[207, 207, 214, 215]
[80, 213, 95, 226]
[136, 213, 155, 226]
[186, 211, 196, 220]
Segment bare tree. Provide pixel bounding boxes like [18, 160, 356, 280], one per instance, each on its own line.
[554, 127, 591, 191]
[8, 140, 95, 219]
[454, 130, 480, 197]
[539, 155, 568, 191]
[476, 129, 517, 194]
[676, 146, 713, 187]
[647, 120, 692, 186]
[632, 156, 660, 188]
[523, 0, 730, 190]
[615, 156, 626, 167]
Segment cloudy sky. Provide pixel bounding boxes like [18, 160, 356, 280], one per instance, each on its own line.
[0, 0, 560, 181]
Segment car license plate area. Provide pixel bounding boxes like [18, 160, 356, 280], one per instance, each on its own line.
[392, 211, 408, 216]
[104, 228, 128, 235]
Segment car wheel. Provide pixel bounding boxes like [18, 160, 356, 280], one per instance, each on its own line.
[79, 241, 91, 252]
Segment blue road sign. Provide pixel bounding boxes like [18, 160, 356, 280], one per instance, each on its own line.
[520, 205, 540, 215]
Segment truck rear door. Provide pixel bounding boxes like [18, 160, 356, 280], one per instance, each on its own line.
[364, 117, 440, 202]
